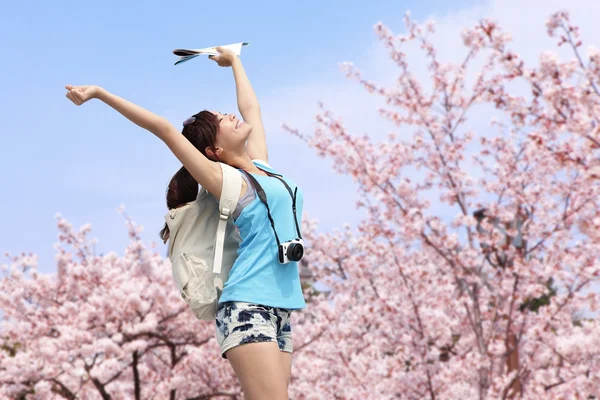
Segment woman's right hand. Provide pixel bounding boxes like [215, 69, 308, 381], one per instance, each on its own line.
[65, 85, 104, 106]
[208, 47, 238, 68]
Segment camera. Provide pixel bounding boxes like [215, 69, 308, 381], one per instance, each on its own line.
[278, 238, 304, 264]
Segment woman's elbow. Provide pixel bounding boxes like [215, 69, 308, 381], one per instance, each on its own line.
[153, 117, 177, 140]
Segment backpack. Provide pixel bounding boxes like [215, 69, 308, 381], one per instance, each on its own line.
[164, 162, 243, 321]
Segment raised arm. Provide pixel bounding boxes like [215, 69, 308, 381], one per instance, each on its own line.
[64, 85, 224, 198]
[210, 48, 268, 162]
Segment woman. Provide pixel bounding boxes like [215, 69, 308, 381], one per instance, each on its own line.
[65, 47, 306, 400]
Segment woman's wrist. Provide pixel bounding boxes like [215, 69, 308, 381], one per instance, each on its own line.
[95, 86, 109, 101]
[231, 56, 242, 68]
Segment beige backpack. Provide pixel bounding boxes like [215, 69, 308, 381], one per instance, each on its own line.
[164, 163, 243, 321]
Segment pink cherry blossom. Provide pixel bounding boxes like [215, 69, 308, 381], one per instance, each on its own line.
[1, 213, 248, 399]
[286, 10, 600, 399]
[2, 9, 600, 400]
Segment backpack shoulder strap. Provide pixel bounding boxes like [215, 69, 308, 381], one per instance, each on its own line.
[212, 162, 243, 274]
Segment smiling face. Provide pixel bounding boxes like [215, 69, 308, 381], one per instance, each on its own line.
[209, 111, 253, 156]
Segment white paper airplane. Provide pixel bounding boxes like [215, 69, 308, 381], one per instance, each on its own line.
[173, 42, 249, 66]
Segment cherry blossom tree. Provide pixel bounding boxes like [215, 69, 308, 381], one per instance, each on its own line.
[285, 10, 600, 400]
[0, 210, 248, 399]
[2, 9, 600, 400]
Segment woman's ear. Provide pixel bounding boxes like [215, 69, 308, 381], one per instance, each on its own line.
[205, 146, 224, 160]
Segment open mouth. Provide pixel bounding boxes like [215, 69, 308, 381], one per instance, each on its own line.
[235, 121, 244, 129]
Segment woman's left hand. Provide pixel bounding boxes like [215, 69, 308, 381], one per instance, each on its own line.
[64, 85, 104, 106]
[208, 47, 238, 67]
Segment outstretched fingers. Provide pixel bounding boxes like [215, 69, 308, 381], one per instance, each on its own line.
[64, 86, 86, 106]
[65, 90, 80, 106]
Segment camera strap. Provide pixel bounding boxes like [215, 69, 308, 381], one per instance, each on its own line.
[240, 168, 303, 248]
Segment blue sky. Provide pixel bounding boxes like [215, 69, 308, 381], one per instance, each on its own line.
[1, 0, 596, 275]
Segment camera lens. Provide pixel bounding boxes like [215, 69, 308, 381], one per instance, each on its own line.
[287, 242, 304, 262]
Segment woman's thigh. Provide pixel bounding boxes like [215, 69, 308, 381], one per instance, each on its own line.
[280, 351, 293, 388]
[215, 301, 294, 398]
[226, 341, 289, 400]
[276, 309, 293, 387]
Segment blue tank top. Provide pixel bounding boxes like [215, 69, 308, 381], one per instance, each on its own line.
[218, 161, 307, 310]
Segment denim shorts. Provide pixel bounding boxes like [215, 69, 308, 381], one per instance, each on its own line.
[215, 301, 293, 359]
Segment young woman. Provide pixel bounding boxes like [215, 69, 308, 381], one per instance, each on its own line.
[65, 47, 306, 400]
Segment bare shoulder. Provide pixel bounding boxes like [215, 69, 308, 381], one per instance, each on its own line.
[241, 178, 248, 196]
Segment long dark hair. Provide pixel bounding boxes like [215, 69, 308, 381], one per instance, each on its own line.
[159, 110, 219, 243]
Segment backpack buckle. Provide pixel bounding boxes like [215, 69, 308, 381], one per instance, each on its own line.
[220, 207, 231, 220]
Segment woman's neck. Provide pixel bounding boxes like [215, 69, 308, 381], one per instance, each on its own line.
[225, 153, 264, 174]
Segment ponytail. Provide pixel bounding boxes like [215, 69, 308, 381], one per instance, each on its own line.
[159, 110, 219, 244]
[159, 166, 198, 244]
